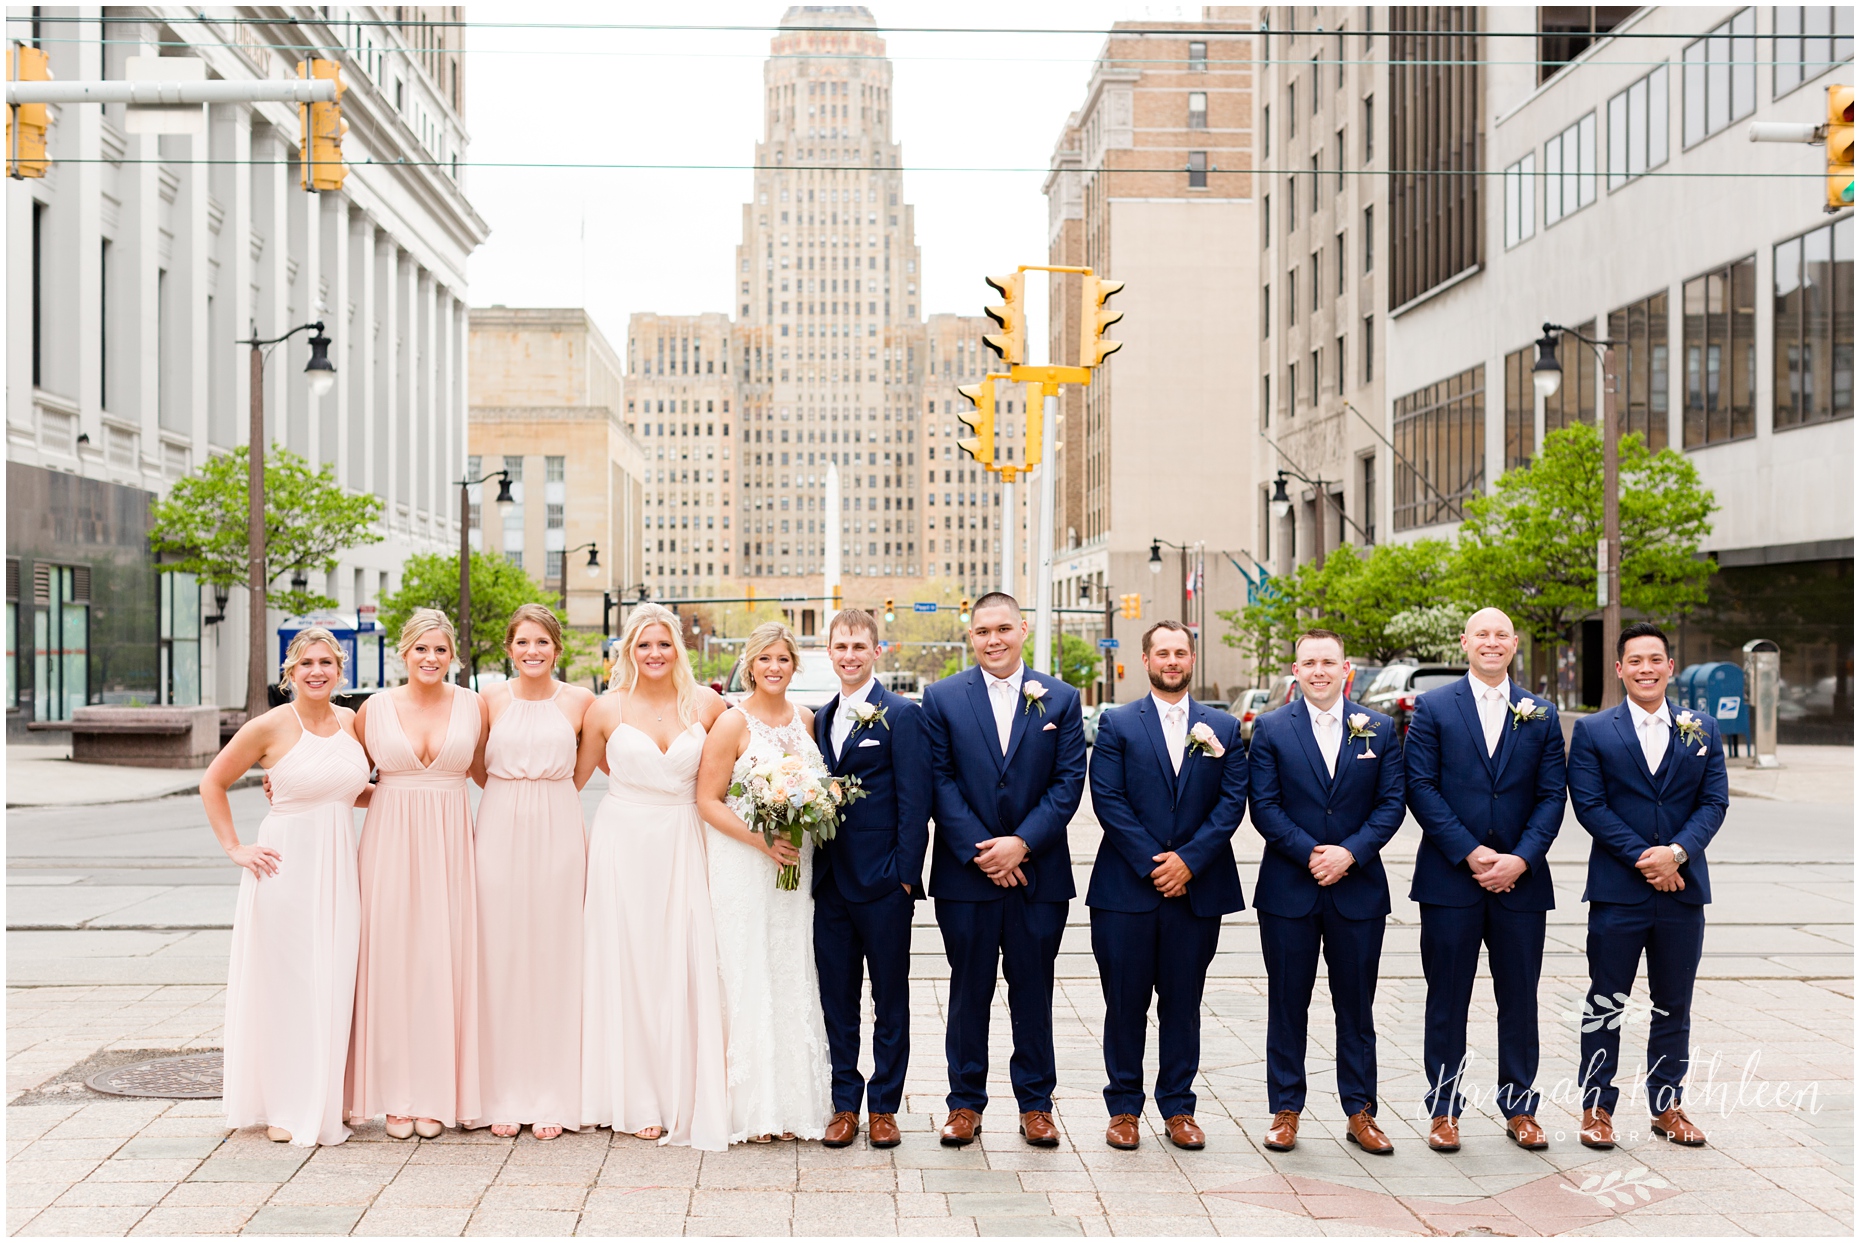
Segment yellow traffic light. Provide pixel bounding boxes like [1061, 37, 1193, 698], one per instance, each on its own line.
[955, 378, 997, 468]
[8, 42, 52, 179]
[959, 597, 972, 625]
[298, 58, 347, 193]
[883, 597, 895, 623]
[1120, 593, 1142, 619]
[1023, 389, 1043, 468]
[1828, 84, 1854, 213]
[982, 271, 1026, 365]
[1079, 274, 1125, 367]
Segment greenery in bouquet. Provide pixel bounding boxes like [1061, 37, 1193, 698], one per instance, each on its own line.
[728, 752, 867, 890]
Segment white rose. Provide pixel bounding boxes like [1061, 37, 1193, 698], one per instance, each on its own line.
[1516, 698, 1535, 715]
[1024, 682, 1048, 700]
[1347, 712, 1370, 732]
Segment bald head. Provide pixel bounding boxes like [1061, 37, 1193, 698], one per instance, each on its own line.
[1461, 607, 1519, 685]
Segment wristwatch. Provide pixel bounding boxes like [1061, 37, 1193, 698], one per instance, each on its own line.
[1668, 844, 1689, 865]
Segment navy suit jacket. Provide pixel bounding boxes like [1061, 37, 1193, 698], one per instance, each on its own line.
[1404, 679, 1567, 911]
[1568, 702, 1728, 905]
[811, 685, 932, 903]
[1086, 697, 1248, 918]
[1247, 698, 1406, 920]
[922, 665, 1087, 904]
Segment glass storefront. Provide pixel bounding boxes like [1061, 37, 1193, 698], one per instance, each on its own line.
[33, 565, 89, 721]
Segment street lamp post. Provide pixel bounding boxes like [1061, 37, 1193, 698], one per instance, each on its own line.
[234, 320, 335, 719]
[1149, 537, 1212, 696]
[1534, 323, 1624, 710]
[1270, 469, 1372, 571]
[455, 468, 515, 686]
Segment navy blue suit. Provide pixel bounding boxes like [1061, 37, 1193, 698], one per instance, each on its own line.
[1404, 678, 1567, 1119]
[1247, 699, 1405, 1116]
[1086, 696, 1247, 1119]
[812, 685, 932, 1116]
[1568, 702, 1728, 1115]
[923, 665, 1086, 1115]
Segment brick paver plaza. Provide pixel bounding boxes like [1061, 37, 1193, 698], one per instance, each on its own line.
[6, 753, 1852, 1236]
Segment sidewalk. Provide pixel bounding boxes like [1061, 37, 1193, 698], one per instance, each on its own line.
[6, 743, 260, 810]
[1723, 744, 1854, 804]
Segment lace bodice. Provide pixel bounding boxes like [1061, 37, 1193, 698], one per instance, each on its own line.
[724, 703, 821, 819]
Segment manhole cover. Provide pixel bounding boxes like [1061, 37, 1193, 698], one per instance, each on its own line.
[87, 1052, 223, 1099]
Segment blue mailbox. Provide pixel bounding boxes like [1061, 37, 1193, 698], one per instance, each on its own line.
[1677, 662, 1748, 743]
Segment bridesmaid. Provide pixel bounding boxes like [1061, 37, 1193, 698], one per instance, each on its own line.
[576, 603, 731, 1149]
[471, 604, 595, 1140]
[348, 608, 488, 1140]
[206, 628, 371, 1147]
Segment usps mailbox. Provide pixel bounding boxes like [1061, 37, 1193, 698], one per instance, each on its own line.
[1678, 662, 1748, 751]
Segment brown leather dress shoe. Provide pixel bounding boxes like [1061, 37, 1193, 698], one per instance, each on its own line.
[1345, 1110, 1393, 1154]
[1427, 1115, 1461, 1152]
[1507, 1114, 1549, 1150]
[1262, 1109, 1300, 1152]
[940, 1108, 981, 1146]
[1105, 1113, 1141, 1150]
[1019, 1110, 1060, 1147]
[1164, 1115, 1205, 1150]
[822, 1111, 858, 1148]
[1580, 1106, 1616, 1149]
[867, 1113, 901, 1148]
[1651, 1106, 1707, 1146]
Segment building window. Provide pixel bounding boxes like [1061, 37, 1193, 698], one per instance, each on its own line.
[1504, 154, 1536, 247]
[1607, 64, 1670, 190]
[1393, 365, 1486, 533]
[1261, 374, 1271, 430]
[1362, 314, 1375, 383]
[1682, 255, 1758, 447]
[545, 455, 565, 482]
[502, 455, 524, 482]
[1363, 204, 1374, 271]
[1288, 268, 1298, 326]
[1263, 104, 1271, 158]
[1262, 193, 1271, 246]
[1503, 344, 1535, 469]
[1390, 9, 1481, 307]
[1335, 335, 1346, 393]
[1310, 349, 1321, 405]
[1262, 284, 1271, 338]
[1546, 319, 1598, 434]
[1187, 150, 1208, 188]
[1336, 231, 1346, 292]
[1336, 128, 1347, 193]
[1682, 8, 1757, 148]
[1287, 174, 1297, 222]
[546, 503, 565, 529]
[545, 550, 565, 583]
[1288, 361, 1298, 414]
[1538, 6, 1637, 83]
[1773, 217, 1854, 430]
[1361, 454, 1377, 545]
[1608, 291, 1673, 451]
[1363, 94, 1373, 161]
[32, 203, 44, 388]
[1188, 91, 1208, 129]
[1311, 251, 1321, 310]
[1543, 113, 1597, 226]
[1288, 82, 1296, 137]
[32, 564, 90, 721]
[159, 571, 200, 706]
[1189, 40, 1207, 71]
[1774, 7, 1853, 98]
[1309, 154, 1320, 212]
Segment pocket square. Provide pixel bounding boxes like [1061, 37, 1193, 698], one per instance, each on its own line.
[1041, 721, 1057, 731]
[1357, 749, 1377, 760]
[858, 737, 882, 748]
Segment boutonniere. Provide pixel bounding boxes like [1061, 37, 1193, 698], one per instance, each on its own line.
[845, 699, 888, 736]
[1021, 680, 1048, 716]
[1509, 697, 1551, 730]
[1346, 711, 1379, 759]
[1674, 709, 1706, 750]
[1185, 721, 1226, 758]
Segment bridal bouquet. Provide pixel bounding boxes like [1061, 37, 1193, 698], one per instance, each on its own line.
[728, 752, 866, 890]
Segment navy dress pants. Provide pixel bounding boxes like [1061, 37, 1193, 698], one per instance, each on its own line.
[1581, 893, 1706, 1116]
[1256, 888, 1386, 1117]
[1418, 897, 1547, 1119]
[1090, 897, 1222, 1119]
[814, 881, 914, 1114]
[934, 890, 1067, 1114]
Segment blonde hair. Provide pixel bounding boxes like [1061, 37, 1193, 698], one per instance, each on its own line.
[279, 627, 347, 695]
[610, 602, 698, 727]
[742, 620, 802, 678]
[504, 603, 564, 658]
[397, 608, 459, 666]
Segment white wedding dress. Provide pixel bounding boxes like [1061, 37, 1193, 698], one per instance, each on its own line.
[708, 703, 834, 1142]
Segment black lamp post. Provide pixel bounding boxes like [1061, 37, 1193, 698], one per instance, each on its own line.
[234, 320, 335, 719]
[566, 542, 602, 580]
[456, 468, 515, 685]
[1268, 468, 1370, 571]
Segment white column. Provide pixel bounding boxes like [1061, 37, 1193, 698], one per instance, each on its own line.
[351, 214, 376, 496]
[323, 194, 349, 472]
[381, 242, 401, 517]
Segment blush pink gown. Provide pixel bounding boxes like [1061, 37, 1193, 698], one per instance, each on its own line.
[348, 685, 483, 1127]
[222, 706, 370, 1147]
[474, 686, 585, 1130]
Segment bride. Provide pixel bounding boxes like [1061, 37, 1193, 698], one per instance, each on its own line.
[695, 621, 834, 1143]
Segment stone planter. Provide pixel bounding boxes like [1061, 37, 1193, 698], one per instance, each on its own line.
[64, 705, 222, 768]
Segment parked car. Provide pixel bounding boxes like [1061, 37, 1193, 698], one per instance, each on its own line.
[724, 648, 843, 710]
[1234, 688, 1275, 744]
[1358, 662, 1471, 734]
[1199, 699, 1232, 715]
[1080, 702, 1102, 747]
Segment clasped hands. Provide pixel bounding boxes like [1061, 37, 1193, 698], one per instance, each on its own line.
[973, 835, 1029, 887]
[1634, 845, 1685, 892]
[1308, 844, 1355, 887]
[1465, 845, 1528, 893]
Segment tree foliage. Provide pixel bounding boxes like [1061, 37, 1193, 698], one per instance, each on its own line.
[1457, 424, 1717, 648]
[1053, 632, 1101, 690]
[149, 444, 384, 616]
[1219, 540, 1457, 667]
[379, 550, 560, 677]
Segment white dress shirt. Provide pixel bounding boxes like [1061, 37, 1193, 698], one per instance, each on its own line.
[1627, 697, 1672, 774]
[1309, 701, 1342, 778]
[1151, 692, 1190, 774]
[1468, 672, 1511, 758]
[830, 677, 876, 761]
[985, 664, 1025, 755]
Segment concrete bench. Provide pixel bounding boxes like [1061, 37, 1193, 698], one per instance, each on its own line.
[25, 705, 221, 768]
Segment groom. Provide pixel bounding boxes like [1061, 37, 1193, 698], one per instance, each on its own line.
[813, 608, 932, 1150]
[922, 592, 1087, 1147]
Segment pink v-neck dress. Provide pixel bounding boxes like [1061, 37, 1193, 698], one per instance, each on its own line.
[473, 685, 586, 1130]
[222, 706, 370, 1147]
[347, 685, 484, 1126]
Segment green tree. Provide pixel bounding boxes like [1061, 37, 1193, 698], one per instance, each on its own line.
[149, 444, 384, 616]
[1218, 577, 1300, 676]
[379, 550, 559, 678]
[1457, 423, 1717, 655]
[1052, 632, 1101, 690]
[880, 578, 970, 684]
[1219, 540, 1457, 670]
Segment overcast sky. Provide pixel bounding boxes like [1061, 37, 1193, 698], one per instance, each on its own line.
[464, 2, 1197, 350]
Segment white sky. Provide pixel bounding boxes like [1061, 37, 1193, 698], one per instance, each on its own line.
[463, 2, 1197, 352]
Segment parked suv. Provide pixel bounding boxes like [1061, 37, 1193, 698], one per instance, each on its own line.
[1358, 663, 1471, 735]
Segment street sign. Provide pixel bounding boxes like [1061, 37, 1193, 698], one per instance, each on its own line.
[913, 601, 939, 613]
[1098, 637, 1120, 649]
